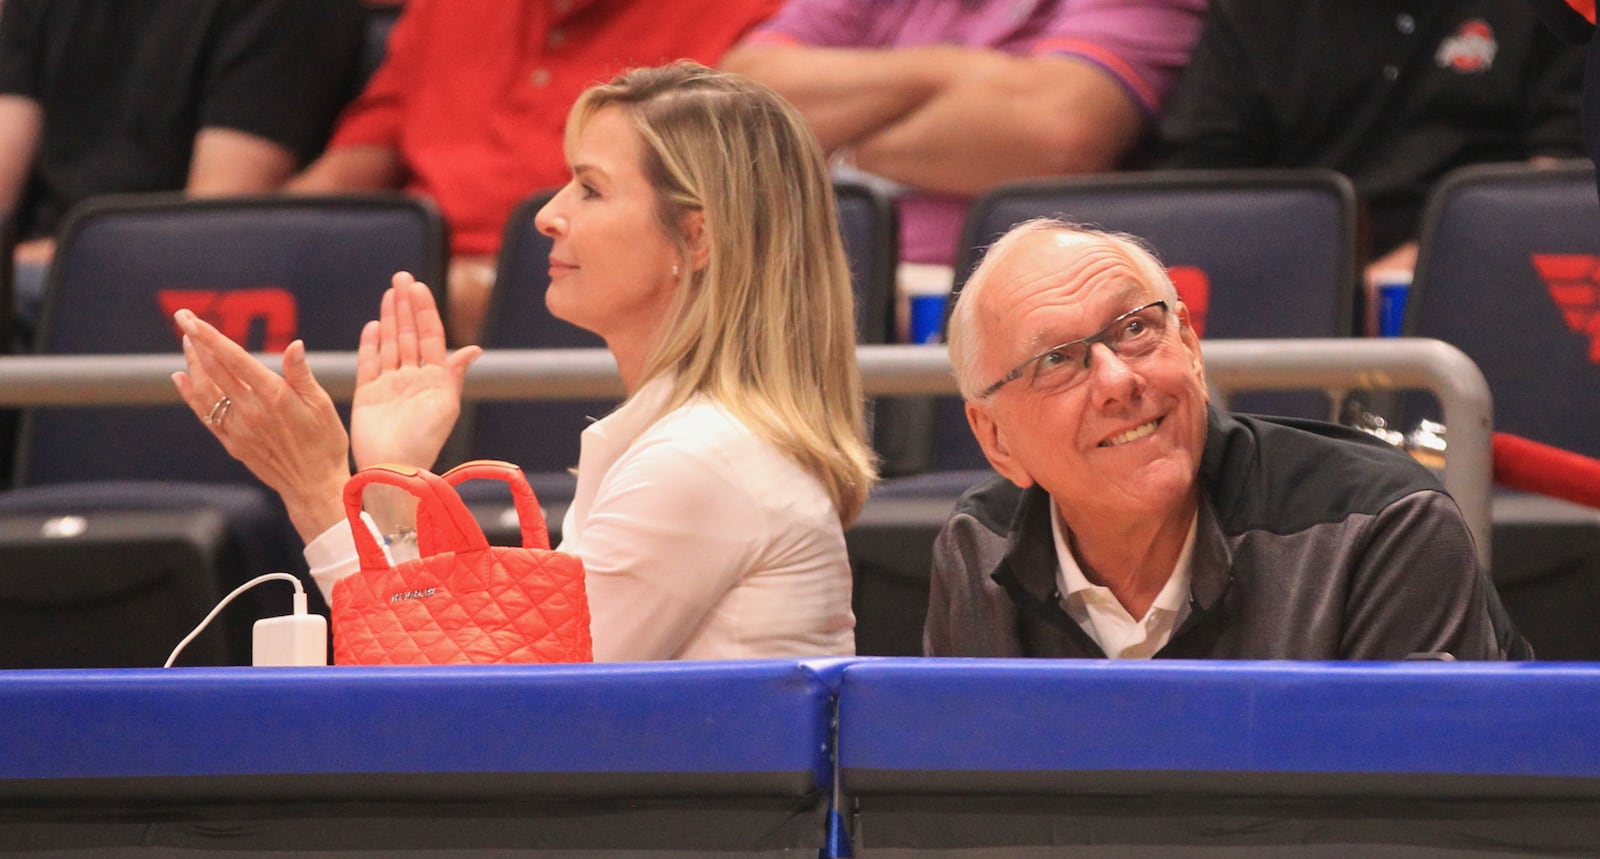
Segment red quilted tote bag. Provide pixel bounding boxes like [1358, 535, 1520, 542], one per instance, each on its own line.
[331, 460, 592, 665]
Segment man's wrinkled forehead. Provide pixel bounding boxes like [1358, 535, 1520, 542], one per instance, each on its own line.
[983, 231, 1154, 320]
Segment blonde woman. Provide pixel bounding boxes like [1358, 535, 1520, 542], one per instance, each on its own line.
[172, 63, 876, 661]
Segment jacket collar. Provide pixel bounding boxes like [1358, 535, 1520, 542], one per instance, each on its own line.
[991, 406, 1235, 624]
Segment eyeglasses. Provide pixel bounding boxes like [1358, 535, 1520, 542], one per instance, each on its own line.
[977, 301, 1171, 399]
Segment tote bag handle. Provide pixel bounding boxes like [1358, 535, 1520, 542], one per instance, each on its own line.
[441, 459, 553, 551]
[343, 464, 490, 572]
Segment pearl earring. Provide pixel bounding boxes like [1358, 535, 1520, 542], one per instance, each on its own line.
[672, 264, 681, 277]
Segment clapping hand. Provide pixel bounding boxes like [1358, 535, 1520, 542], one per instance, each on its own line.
[349, 272, 483, 472]
[173, 271, 482, 544]
[172, 308, 352, 542]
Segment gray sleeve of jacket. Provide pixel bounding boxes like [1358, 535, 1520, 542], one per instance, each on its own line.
[923, 510, 1027, 657]
[1339, 489, 1508, 660]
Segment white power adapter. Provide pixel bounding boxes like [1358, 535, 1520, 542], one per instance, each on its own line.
[253, 591, 328, 667]
[165, 572, 328, 668]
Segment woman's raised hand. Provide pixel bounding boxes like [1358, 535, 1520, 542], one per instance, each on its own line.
[349, 272, 482, 472]
[171, 309, 352, 543]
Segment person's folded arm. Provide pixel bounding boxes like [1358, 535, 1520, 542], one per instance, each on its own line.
[851, 51, 1146, 196]
[0, 95, 46, 262]
[186, 127, 298, 195]
[721, 43, 958, 151]
[284, 144, 405, 193]
[0, 94, 40, 217]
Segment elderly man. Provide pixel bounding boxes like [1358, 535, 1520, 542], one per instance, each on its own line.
[926, 220, 1527, 660]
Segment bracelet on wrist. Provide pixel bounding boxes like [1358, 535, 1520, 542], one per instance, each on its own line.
[384, 525, 418, 548]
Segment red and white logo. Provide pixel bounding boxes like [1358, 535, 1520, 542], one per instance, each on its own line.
[1435, 19, 1497, 74]
[1168, 266, 1209, 338]
[158, 287, 299, 352]
[1529, 254, 1600, 364]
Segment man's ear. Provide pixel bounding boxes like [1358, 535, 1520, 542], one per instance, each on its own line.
[1175, 301, 1207, 396]
[966, 400, 1034, 489]
[680, 209, 710, 272]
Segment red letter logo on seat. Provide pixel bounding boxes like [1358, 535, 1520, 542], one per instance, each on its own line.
[158, 288, 299, 352]
[1168, 266, 1209, 338]
[1529, 254, 1600, 364]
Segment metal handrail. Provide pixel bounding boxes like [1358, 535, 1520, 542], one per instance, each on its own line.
[0, 338, 1492, 566]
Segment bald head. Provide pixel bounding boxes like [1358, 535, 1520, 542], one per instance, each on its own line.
[948, 220, 1179, 400]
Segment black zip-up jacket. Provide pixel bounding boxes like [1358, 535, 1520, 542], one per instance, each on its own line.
[925, 409, 1529, 660]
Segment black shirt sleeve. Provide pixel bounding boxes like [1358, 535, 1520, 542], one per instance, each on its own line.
[1520, 24, 1587, 159]
[1155, 0, 1276, 169]
[0, 0, 44, 98]
[198, 0, 366, 164]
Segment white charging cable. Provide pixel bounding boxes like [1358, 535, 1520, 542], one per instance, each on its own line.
[164, 572, 311, 668]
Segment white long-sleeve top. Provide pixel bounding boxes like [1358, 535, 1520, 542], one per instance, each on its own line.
[305, 376, 856, 661]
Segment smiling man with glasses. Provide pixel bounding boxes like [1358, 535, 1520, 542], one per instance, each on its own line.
[926, 219, 1528, 661]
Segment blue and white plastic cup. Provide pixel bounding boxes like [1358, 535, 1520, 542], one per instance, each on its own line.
[898, 263, 954, 344]
[1374, 271, 1412, 338]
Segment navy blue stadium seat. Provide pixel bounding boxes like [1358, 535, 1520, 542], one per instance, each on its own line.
[1410, 162, 1600, 459]
[1407, 163, 1600, 646]
[847, 471, 991, 656]
[1, 194, 445, 662]
[0, 487, 292, 667]
[16, 193, 445, 486]
[833, 180, 898, 346]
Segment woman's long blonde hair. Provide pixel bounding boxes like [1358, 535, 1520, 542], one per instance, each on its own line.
[567, 62, 876, 523]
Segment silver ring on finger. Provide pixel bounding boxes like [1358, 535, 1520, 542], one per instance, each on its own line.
[205, 395, 233, 427]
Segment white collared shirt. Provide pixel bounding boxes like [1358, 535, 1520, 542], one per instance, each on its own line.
[1049, 500, 1196, 659]
[559, 376, 853, 661]
[306, 375, 855, 662]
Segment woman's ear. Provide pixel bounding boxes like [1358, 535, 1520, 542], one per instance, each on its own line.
[680, 209, 710, 272]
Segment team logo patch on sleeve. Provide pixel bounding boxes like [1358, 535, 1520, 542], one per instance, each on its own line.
[1435, 19, 1497, 74]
